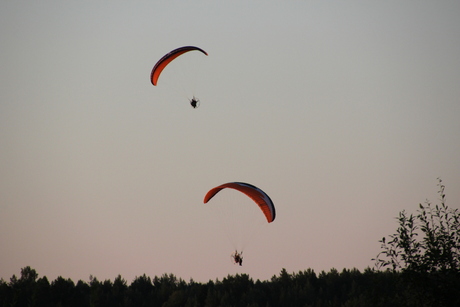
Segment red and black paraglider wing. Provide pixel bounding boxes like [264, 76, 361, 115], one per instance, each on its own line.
[151, 46, 208, 86]
[203, 182, 276, 223]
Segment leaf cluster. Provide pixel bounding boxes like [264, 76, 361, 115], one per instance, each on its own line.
[373, 179, 460, 306]
[374, 179, 460, 273]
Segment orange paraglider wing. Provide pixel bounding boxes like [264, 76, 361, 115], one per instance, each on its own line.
[204, 182, 276, 223]
[151, 46, 208, 86]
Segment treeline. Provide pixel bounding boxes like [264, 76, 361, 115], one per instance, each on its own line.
[1, 266, 459, 307]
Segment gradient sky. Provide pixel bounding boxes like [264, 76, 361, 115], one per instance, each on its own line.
[1, 1, 460, 283]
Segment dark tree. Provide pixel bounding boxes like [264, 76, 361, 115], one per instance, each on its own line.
[51, 276, 75, 306]
[373, 179, 460, 306]
[128, 274, 154, 306]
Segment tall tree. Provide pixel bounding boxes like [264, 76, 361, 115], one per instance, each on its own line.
[373, 179, 460, 306]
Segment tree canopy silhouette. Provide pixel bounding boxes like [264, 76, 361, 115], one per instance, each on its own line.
[373, 178, 460, 306]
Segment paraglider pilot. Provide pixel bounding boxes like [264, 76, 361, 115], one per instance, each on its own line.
[190, 96, 199, 108]
[232, 250, 243, 266]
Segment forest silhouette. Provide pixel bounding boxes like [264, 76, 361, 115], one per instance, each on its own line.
[1, 265, 459, 307]
[2, 180, 459, 306]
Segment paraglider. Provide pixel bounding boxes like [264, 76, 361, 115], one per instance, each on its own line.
[204, 182, 276, 266]
[151, 46, 208, 108]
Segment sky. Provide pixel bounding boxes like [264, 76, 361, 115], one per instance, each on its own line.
[1, 1, 460, 284]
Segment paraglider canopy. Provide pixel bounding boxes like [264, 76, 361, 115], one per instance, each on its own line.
[150, 46, 208, 86]
[203, 182, 276, 223]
